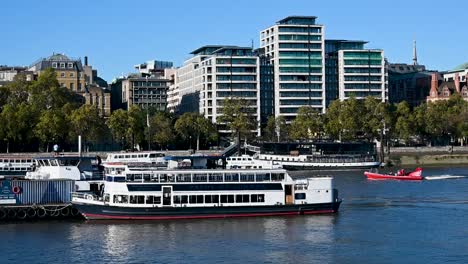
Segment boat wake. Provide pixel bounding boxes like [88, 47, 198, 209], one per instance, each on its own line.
[424, 175, 467, 180]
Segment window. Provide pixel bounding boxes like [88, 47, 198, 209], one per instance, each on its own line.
[68, 63, 73, 68]
[295, 193, 306, 200]
[113, 195, 128, 204]
[251, 194, 265, 203]
[70, 72, 74, 77]
[145, 195, 161, 204]
[60, 72, 65, 77]
[60, 63, 65, 68]
[70, 83, 74, 90]
[52, 62, 57, 68]
[129, 195, 145, 204]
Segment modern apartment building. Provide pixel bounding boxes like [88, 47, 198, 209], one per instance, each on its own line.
[325, 40, 388, 104]
[171, 45, 261, 136]
[260, 16, 326, 120]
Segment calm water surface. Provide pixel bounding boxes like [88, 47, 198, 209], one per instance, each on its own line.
[1, 167, 467, 264]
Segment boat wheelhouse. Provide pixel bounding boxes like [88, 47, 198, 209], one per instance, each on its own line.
[72, 166, 341, 220]
[26, 156, 104, 191]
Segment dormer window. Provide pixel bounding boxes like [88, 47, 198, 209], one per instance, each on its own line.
[60, 63, 65, 68]
[52, 62, 57, 68]
[68, 63, 73, 68]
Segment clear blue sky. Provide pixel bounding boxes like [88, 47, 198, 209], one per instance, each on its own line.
[2, 0, 467, 81]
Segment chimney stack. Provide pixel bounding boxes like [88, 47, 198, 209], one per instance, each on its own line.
[454, 73, 460, 93]
[430, 72, 438, 94]
[84, 56, 88, 66]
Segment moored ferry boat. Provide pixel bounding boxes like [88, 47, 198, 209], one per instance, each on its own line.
[257, 142, 381, 170]
[72, 165, 341, 220]
[225, 155, 282, 169]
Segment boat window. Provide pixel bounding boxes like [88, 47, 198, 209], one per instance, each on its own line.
[134, 174, 143, 182]
[176, 174, 191, 182]
[146, 195, 161, 204]
[225, 173, 239, 182]
[125, 155, 130, 159]
[251, 194, 264, 203]
[271, 173, 284, 181]
[113, 195, 128, 204]
[236, 194, 250, 203]
[205, 195, 212, 203]
[50, 160, 58, 166]
[104, 194, 110, 203]
[189, 195, 197, 204]
[208, 174, 223, 182]
[159, 174, 168, 182]
[220, 195, 228, 203]
[295, 193, 306, 200]
[143, 174, 151, 182]
[181, 195, 188, 204]
[127, 174, 135, 182]
[130, 195, 145, 204]
[240, 173, 255, 182]
[193, 173, 207, 182]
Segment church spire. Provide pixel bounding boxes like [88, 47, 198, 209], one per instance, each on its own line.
[413, 40, 418, 65]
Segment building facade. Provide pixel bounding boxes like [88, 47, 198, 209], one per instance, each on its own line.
[260, 16, 326, 120]
[427, 72, 468, 102]
[0, 66, 33, 87]
[121, 75, 170, 111]
[85, 84, 111, 116]
[170, 45, 261, 136]
[29, 53, 86, 93]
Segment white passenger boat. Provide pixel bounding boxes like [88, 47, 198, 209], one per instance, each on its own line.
[26, 156, 104, 191]
[72, 157, 342, 220]
[225, 155, 282, 169]
[258, 154, 381, 170]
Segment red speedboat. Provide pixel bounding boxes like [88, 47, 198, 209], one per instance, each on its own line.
[365, 167, 423, 181]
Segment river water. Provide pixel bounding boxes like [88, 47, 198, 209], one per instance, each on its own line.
[1, 167, 467, 264]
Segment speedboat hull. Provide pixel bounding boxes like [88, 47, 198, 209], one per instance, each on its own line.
[364, 172, 423, 181]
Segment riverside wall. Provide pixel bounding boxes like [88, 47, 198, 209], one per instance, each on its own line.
[386, 146, 468, 167]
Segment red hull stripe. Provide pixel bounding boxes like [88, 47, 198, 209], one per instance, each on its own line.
[83, 210, 336, 220]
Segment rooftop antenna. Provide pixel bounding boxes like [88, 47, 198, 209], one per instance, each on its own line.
[251, 39, 254, 50]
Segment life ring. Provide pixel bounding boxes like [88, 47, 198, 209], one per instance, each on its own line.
[12, 186, 21, 194]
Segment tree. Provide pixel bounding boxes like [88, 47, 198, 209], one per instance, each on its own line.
[394, 101, 412, 144]
[126, 105, 145, 150]
[174, 112, 217, 151]
[263, 115, 288, 142]
[107, 109, 129, 149]
[218, 97, 256, 155]
[34, 109, 69, 151]
[289, 107, 322, 141]
[70, 105, 106, 150]
[150, 112, 176, 150]
[325, 98, 364, 141]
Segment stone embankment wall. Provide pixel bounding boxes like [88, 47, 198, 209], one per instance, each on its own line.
[387, 146, 468, 166]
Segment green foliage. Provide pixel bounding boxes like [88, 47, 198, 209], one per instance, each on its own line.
[34, 109, 69, 148]
[107, 109, 129, 148]
[289, 107, 322, 141]
[69, 105, 106, 144]
[127, 105, 146, 149]
[218, 97, 256, 138]
[174, 112, 217, 150]
[150, 112, 176, 149]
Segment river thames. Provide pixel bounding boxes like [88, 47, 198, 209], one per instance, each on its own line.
[1, 166, 467, 264]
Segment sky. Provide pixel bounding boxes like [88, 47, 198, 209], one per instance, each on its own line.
[1, 0, 467, 81]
